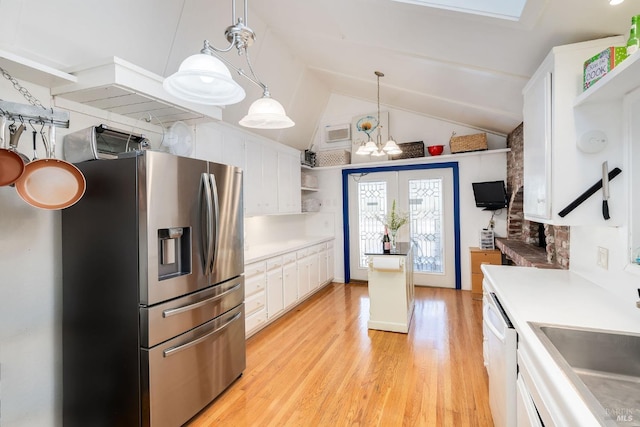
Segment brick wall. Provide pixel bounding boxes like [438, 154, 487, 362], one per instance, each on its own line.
[506, 123, 570, 269]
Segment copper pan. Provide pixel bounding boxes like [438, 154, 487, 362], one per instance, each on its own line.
[0, 117, 25, 186]
[15, 126, 86, 210]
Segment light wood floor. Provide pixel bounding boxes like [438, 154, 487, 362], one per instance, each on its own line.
[187, 283, 494, 427]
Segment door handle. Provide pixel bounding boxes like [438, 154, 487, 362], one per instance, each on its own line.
[209, 173, 220, 274]
[162, 283, 242, 317]
[163, 311, 242, 358]
[200, 173, 214, 275]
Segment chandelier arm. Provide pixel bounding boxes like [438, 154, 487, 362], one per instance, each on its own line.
[202, 38, 236, 54]
[208, 48, 267, 92]
[244, 50, 269, 95]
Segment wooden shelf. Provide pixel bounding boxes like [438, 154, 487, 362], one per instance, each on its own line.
[303, 148, 511, 171]
[575, 51, 640, 107]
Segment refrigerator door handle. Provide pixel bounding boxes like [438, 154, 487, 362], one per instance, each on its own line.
[162, 283, 242, 317]
[162, 311, 242, 358]
[200, 173, 214, 276]
[209, 173, 220, 273]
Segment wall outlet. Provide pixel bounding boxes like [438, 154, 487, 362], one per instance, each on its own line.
[597, 247, 609, 270]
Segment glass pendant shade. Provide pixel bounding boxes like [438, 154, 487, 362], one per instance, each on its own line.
[355, 142, 370, 155]
[383, 138, 402, 154]
[163, 53, 246, 105]
[239, 95, 295, 129]
[371, 148, 386, 157]
[364, 138, 378, 153]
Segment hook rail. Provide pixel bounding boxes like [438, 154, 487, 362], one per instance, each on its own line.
[0, 100, 69, 128]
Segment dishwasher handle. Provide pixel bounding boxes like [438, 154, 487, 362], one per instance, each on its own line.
[484, 303, 507, 343]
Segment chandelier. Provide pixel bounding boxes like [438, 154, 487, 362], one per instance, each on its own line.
[356, 71, 401, 156]
[163, 0, 294, 129]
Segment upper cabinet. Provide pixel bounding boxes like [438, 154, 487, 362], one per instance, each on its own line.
[523, 36, 626, 225]
[194, 122, 302, 218]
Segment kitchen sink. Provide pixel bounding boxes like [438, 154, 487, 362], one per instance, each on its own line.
[529, 322, 640, 426]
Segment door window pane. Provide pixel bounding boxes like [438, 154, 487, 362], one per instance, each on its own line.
[357, 181, 386, 268]
[408, 178, 443, 273]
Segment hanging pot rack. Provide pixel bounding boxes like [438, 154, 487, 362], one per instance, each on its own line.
[0, 99, 69, 128]
[0, 65, 69, 128]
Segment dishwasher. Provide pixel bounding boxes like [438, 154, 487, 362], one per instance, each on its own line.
[483, 278, 518, 427]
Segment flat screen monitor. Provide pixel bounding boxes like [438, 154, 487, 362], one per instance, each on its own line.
[472, 180, 508, 211]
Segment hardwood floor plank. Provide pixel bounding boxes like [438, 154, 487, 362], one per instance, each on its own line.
[186, 283, 494, 427]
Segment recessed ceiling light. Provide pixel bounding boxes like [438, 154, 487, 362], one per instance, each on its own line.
[610, 0, 624, 5]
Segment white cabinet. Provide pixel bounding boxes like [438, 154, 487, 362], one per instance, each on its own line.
[245, 239, 334, 337]
[244, 138, 301, 216]
[278, 151, 302, 214]
[283, 253, 298, 309]
[516, 374, 544, 427]
[194, 124, 245, 169]
[297, 248, 311, 298]
[523, 36, 625, 225]
[245, 139, 277, 215]
[244, 139, 277, 215]
[367, 246, 415, 333]
[319, 245, 328, 286]
[523, 69, 552, 220]
[244, 261, 267, 336]
[327, 241, 335, 282]
[266, 257, 284, 319]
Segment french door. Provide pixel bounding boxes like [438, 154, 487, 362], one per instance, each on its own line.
[347, 167, 456, 287]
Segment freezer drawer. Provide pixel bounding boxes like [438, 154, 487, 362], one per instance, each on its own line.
[140, 275, 244, 348]
[141, 304, 246, 427]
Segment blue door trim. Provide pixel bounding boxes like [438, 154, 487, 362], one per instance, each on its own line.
[342, 162, 461, 290]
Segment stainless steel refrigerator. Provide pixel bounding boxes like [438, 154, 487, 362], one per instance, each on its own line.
[62, 151, 245, 427]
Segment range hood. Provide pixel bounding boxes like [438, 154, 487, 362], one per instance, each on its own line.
[51, 57, 223, 124]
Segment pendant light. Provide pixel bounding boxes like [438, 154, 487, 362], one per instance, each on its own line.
[356, 71, 401, 156]
[163, 0, 294, 129]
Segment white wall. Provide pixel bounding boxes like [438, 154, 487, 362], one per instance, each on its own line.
[569, 90, 640, 305]
[0, 72, 167, 426]
[307, 94, 508, 289]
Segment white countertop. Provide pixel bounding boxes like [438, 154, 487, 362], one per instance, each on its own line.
[481, 265, 640, 426]
[244, 236, 334, 264]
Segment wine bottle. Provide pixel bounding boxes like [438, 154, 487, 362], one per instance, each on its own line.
[627, 15, 639, 56]
[383, 226, 391, 254]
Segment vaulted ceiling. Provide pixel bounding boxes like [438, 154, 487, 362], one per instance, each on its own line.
[0, 0, 637, 151]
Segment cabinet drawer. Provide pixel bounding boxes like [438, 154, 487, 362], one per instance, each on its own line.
[245, 309, 267, 335]
[245, 261, 266, 278]
[245, 275, 266, 297]
[266, 256, 283, 270]
[471, 250, 501, 273]
[282, 252, 297, 264]
[245, 291, 266, 316]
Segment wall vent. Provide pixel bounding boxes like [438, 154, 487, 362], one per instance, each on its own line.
[325, 124, 351, 143]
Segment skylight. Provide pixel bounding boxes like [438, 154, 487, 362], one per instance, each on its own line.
[390, 0, 528, 21]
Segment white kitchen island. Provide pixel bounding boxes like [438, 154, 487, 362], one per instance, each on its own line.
[366, 243, 414, 333]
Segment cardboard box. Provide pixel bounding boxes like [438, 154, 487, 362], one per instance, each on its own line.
[583, 47, 627, 91]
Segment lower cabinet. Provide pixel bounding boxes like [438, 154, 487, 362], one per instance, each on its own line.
[470, 247, 502, 300]
[244, 261, 267, 335]
[245, 240, 335, 337]
[283, 254, 298, 309]
[266, 257, 284, 320]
